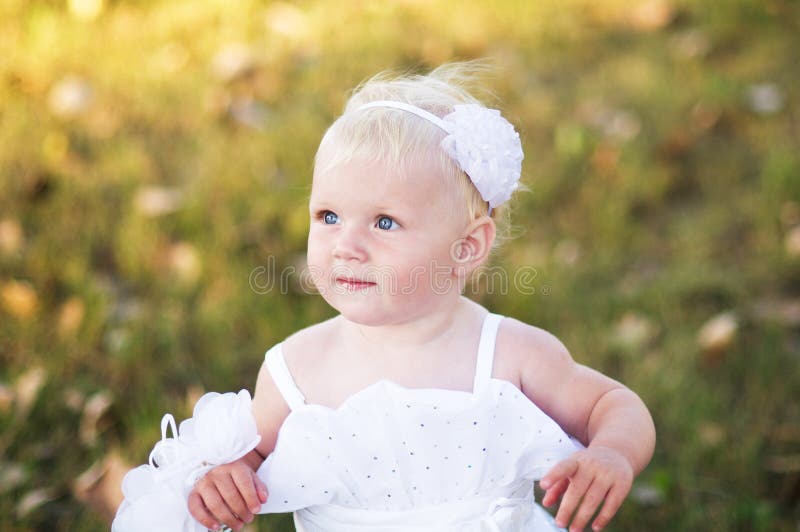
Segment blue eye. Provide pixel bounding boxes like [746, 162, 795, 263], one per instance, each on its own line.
[377, 216, 398, 231]
[323, 211, 339, 224]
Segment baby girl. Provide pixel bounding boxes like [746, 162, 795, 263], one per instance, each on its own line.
[113, 62, 655, 532]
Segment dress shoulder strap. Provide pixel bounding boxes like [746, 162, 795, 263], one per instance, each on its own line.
[264, 343, 306, 411]
[472, 313, 504, 394]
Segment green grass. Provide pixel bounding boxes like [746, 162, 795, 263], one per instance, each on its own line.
[1, 0, 799, 530]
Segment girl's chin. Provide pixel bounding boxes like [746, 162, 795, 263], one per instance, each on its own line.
[328, 299, 445, 328]
[323, 297, 398, 326]
[335, 306, 392, 326]
[341, 313, 392, 327]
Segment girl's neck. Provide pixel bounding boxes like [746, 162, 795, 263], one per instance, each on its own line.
[338, 297, 484, 360]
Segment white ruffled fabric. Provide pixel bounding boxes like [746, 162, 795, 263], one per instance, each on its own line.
[440, 104, 524, 209]
[112, 390, 261, 532]
[256, 378, 580, 531]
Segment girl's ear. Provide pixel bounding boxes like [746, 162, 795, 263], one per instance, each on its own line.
[450, 216, 496, 274]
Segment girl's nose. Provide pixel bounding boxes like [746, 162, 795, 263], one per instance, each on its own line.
[332, 224, 367, 262]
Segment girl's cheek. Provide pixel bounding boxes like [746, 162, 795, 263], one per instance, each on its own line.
[395, 264, 430, 294]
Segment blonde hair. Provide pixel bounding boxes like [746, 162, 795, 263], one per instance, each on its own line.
[314, 61, 517, 248]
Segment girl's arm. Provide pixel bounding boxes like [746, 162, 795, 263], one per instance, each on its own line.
[188, 361, 291, 531]
[574, 385, 656, 475]
[499, 318, 656, 532]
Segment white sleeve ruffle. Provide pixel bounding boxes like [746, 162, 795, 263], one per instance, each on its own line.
[112, 390, 262, 532]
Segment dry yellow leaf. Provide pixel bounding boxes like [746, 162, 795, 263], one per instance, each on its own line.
[265, 2, 311, 41]
[68, 0, 104, 21]
[63, 387, 86, 412]
[169, 242, 202, 285]
[58, 297, 86, 338]
[629, 0, 675, 32]
[14, 366, 46, 420]
[80, 391, 113, 446]
[133, 186, 183, 217]
[785, 226, 800, 258]
[1, 280, 38, 319]
[0, 219, 23, 255]
[16, 488, 55, 519]
[0, 462, 27, 494]
[73, 451, 129, 523]
[613, 312, 657, 351]
[0, 383, 13, 414]
[697, 311, 738, 364]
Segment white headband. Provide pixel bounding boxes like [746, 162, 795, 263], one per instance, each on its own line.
[356, 100, 524, 210]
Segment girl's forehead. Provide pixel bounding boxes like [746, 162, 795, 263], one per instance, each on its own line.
[314, 138, 442, 180]
[311, 156, 448, 201]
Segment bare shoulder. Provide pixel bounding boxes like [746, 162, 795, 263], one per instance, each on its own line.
[494, 316, 573, 380]
[251, 316, 339, 457]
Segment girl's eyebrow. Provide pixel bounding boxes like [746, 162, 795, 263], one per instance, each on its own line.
[308, 197, 334, 208]
[372, 196, 415, 211]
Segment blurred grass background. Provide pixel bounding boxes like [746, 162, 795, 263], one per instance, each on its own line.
[1, 0, 799, 530]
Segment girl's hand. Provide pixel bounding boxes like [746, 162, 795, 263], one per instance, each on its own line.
[187, 459, 268, 531]
[540, 446, 634, 532]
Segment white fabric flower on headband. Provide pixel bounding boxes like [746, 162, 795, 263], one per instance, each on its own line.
[358, 101, 524, 209]
[440, 104, 524, 209]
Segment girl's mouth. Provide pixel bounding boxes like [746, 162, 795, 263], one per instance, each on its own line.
[335, 278, 377, 290]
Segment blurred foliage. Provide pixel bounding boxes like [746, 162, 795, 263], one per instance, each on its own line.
[1, 0, 799, 530]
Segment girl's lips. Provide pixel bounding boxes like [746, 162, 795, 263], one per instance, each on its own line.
[335, 278, 377, 289]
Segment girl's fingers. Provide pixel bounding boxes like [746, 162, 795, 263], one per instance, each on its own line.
[541, 478, 569, 507]
[254, 473, 269, 503]
[541, 457, 579, 490]
[568, 480, 611, 532]
[202, 486, 246, 531]
[187, 491, 220, 530]
[231, 468, 264, 514]
[216, 474, 254, 524]
[592, 483, 628, 531]
[554, 474, 593, 529]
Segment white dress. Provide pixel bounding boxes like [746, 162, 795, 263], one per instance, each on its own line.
[256, 313, 581, 531]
